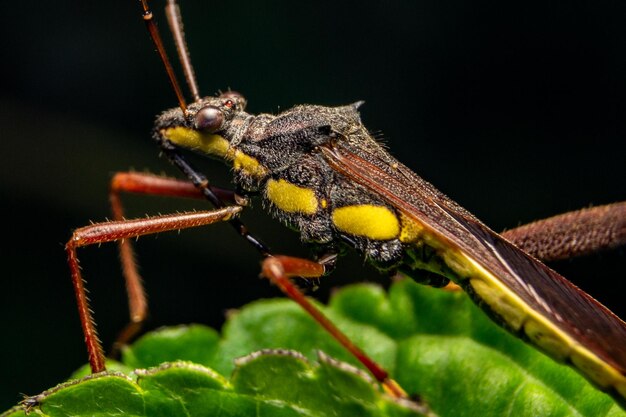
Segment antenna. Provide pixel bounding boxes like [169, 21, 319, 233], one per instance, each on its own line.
[165, 0, 201, 102]
[138, 0, 188, 113]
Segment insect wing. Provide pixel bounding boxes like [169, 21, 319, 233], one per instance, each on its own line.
[320, 142, 626, 397]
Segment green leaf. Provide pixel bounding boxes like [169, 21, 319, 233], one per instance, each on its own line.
[4, 357, 424, 417]
[3, 280, 624, 417]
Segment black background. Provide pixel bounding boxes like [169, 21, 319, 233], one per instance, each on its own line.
[1, 0, 625, 408]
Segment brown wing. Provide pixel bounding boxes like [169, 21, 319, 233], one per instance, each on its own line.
[320, 142, 626, 382]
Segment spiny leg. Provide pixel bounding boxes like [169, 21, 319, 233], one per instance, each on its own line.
[109, 171, 246, 352]
[66, 206, 241, 373]
[110, 171, 243, 205]
[261, 255, 408, 399]
[502, 202, 626, 261]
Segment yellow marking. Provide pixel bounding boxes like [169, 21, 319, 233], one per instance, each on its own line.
[469, 278, 526, 331]
[523, 318, 570, 361]
[332, 205, 400, 240]
[266, 179, 318, 214]
[440, 246, 626, 394]
[439, 248, 476, 278]
[618, 380, 626, 400]
[163, 127, 267, 178]
[233, 152, 267, 178]
[320, 199, 328, 209]
[163, 127, 229, 157]
[399, 212, 423, 243]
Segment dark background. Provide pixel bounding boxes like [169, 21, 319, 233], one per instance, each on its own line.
[1, 0, 625, 408]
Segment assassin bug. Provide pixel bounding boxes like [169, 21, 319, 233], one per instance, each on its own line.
[62, 0, 626, 407]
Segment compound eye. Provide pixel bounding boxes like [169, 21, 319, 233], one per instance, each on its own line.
[220, 90, 247, 109]
[194, 105, 223, 133]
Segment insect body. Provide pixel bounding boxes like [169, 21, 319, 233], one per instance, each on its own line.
[155, 92, 626, 402]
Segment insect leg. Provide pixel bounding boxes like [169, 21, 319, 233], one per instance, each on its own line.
[159, 145, 270, 255]
[65, 206, 241, 373]
[110, 171, 244, 205]
[109, 172, 248, 354]
[261, 255, 408, 399]
[502, 201, 626, 261]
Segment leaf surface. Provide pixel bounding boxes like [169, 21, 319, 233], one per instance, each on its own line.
[4, 280, 624, 417]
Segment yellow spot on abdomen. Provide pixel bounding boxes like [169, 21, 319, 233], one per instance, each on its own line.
[399, 213, 424, 243]
[332, 205, 400, 240]
[266, 179, 318, 214]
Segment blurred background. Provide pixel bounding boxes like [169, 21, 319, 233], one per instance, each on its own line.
[1, 0, 625, 408]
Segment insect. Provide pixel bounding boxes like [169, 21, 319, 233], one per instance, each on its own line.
[61, 0, 626, 409]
